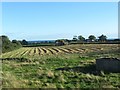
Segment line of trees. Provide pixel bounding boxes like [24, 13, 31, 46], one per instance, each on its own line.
[72, 34, 107, 42]
[1, 35, 22, 53]
[0, 35, 29, 53]
[55, 34, 119, 46]
[1, 34, 119, 50]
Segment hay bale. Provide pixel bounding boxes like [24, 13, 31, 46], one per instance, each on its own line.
[96, 58, 120, 72]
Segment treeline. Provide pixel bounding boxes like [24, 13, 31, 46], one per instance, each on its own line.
[55, 34, 120, 46]
[1, 35, 36, 53]
[72, 34, 107, 42]
[0, 35, 22, 53]
[24, 34, 120, 47]
[1, 34, 119, 51]
[0, 35, 30, 53]
[1, 35, 32, 53]
[71, 34, 120, 44]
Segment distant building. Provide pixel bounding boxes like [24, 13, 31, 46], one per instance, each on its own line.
[55, 39, 69, 46]
[55, 40, 64, 46]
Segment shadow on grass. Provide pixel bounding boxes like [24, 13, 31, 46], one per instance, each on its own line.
[0, 58, 29, 62]
[55, 64, 101, 75]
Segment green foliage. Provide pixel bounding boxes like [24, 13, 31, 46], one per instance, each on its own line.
[72, 35, 78, 41]
[20, 39, 28, 45]
[78, 35, 85, 42]
[12, 40, 21, 46]
[1, 35, 22, 53]
[88, 35, 96, 42]
[98, 34, 107, 42]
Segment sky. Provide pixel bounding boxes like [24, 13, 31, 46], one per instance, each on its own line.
[2, 2, 118, 41]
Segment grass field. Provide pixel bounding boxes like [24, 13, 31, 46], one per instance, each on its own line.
[1, 44, 120, 88]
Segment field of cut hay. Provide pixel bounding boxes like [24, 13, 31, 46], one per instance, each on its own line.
[1, 44, 120, 88]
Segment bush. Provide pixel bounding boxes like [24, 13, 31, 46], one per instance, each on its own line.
[1, 35, 22, 53]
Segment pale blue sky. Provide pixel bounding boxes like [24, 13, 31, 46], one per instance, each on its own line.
[2, 2, 118, 40]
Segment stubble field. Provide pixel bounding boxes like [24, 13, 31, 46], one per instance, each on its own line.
[1, 44, 120, 88]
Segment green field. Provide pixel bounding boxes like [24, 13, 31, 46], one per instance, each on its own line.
[1, 44, 120, 88]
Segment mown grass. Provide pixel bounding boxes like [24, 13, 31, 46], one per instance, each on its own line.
[2, 44, 120, 88]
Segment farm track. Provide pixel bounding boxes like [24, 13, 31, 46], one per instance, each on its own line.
[2, 44, 119, 58]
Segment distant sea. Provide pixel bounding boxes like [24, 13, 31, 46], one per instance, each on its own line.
[28, 40, 55, 43]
